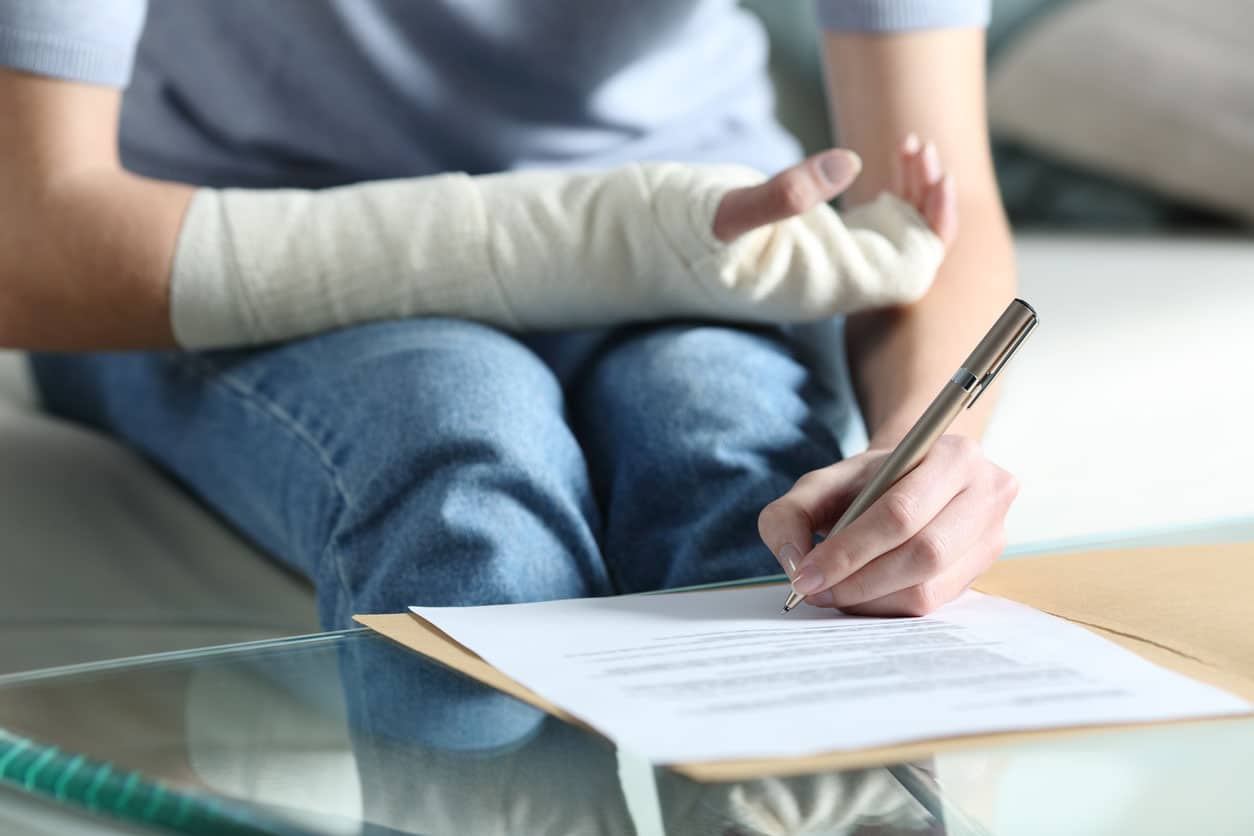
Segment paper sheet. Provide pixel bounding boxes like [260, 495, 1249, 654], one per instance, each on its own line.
[411, 587, 1248, 764]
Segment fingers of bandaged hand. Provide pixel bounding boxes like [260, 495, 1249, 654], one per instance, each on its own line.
[712, 149, 862, 243]
[759, 435, 1019, 617]
[691, 159, 945, 321]
[897, 133, 958, 247]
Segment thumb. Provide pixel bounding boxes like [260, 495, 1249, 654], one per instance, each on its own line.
[713, 149, 862, 243]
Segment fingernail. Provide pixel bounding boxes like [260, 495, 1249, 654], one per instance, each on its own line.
[817, 150, 861, 188]
[778, 543, 803, 577]
[807, 590, 835, 608]
[922, 141, 941, 180]
[903, 133, 921, 154]
[792, 567, 825, 596]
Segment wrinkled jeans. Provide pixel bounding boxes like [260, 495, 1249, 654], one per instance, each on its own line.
[32, 318, 846, 629]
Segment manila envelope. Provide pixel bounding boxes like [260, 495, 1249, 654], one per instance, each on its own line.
[355, 541, 1254, 782]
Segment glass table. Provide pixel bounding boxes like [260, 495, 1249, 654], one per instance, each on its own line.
[2, 519, 1253, 836]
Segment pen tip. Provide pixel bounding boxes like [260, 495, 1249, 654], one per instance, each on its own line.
[780, 605, 793, 614]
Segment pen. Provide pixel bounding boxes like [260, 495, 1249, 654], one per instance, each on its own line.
[781, 297, 1038, 613]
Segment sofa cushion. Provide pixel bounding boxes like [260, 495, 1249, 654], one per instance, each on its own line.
[0, 351, 34, 408]
[0, 401, 320, 672]
[988, 0, 1254, 227]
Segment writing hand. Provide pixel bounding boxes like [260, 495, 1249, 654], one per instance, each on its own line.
[758, 435, 1018, 616]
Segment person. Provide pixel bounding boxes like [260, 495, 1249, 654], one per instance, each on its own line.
[0, 1, 1017, 629]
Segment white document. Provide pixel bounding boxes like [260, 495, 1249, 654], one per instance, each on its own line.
[411, 587, 1248, 763]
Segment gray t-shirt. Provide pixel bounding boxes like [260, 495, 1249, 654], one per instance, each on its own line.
[0, 1, 989, 188]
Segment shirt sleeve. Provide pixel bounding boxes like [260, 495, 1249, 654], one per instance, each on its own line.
[815, 0, 991, 32]
[0, 0, 148, 86]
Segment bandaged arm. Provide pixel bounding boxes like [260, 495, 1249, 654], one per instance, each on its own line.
[171, 163, 944, 348]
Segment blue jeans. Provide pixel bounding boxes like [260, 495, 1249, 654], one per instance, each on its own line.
[31, 319, 844, 630]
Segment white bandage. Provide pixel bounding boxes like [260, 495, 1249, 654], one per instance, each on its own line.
[170, 163, 943, 348]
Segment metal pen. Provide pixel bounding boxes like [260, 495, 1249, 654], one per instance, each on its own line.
[781, 297, 1038, 613]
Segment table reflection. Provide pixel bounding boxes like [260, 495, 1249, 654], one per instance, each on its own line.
[337, 634, 944, 835]
[0, 631, 949, 835]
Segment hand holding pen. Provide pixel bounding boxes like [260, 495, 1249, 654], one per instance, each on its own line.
[761, 299, 1037, 616]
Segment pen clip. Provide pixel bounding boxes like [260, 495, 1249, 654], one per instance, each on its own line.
[967, 315, 1037, 409]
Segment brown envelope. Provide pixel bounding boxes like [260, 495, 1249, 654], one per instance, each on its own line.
[355, 541, 1254, 782]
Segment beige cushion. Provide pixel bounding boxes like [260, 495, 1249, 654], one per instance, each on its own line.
[988, 0, 1254, 224]
[0, 400, 319, 673]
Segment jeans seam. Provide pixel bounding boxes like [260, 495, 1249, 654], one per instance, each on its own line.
[175, 354, 358, 610]
[325, 537, 356, 628]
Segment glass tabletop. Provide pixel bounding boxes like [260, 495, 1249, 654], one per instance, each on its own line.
[1, 520, 1252, 836]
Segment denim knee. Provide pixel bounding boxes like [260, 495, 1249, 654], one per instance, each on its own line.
[305, 319, 610, 622]
[31, 319, 610, 629]
[576, 323, 824, 473]
[572, 322, 843, 591]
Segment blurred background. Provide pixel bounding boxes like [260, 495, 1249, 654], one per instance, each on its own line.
[747, 0, 1253, 232]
